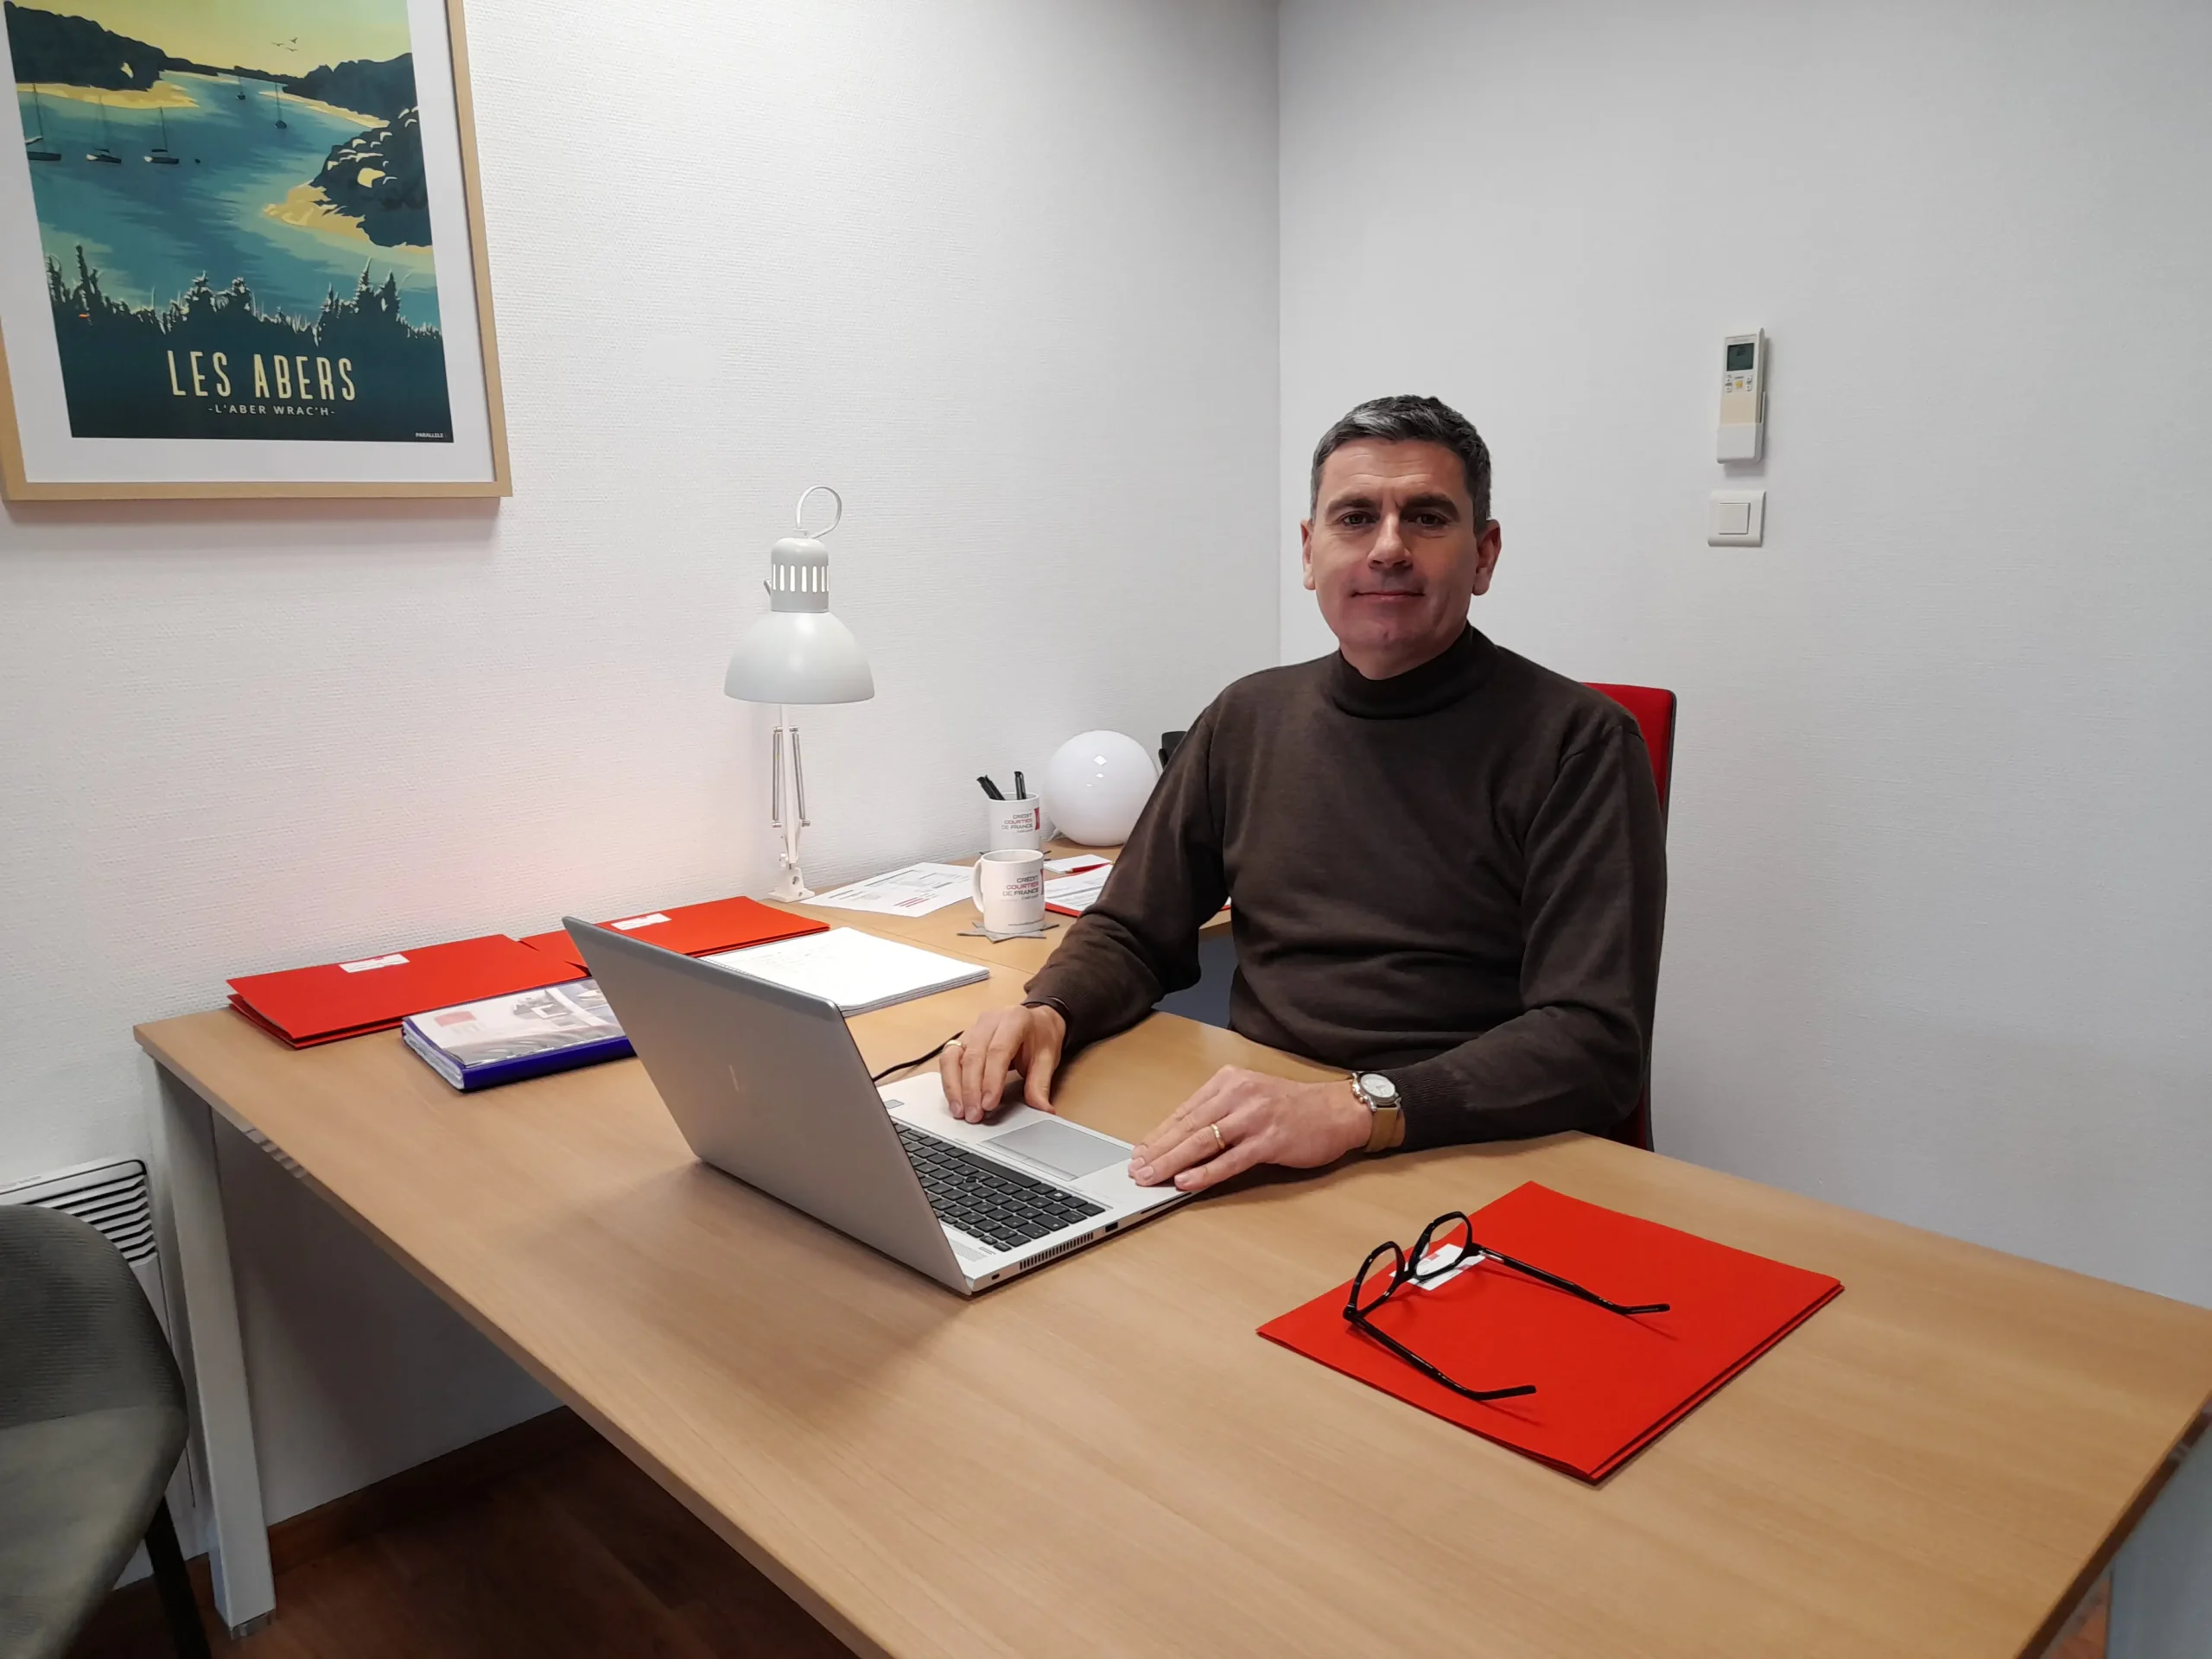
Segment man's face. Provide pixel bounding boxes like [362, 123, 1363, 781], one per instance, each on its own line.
[1300, 439, 1502, 677]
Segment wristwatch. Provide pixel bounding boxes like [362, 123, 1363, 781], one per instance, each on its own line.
[1351, 1071, 1402, 1154]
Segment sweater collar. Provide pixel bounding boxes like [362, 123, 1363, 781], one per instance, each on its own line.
[1325, 625, 1497, 719]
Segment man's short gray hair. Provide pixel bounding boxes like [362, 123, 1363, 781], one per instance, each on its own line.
[1308, 394, 1491, 524]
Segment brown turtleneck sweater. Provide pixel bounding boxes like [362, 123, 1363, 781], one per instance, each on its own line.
[1024, 627, 1667, 1147]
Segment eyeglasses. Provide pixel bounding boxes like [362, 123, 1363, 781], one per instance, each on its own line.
[1344, 1211, 1670, 1403]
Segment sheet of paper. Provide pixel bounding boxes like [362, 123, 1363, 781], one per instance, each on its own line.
[805, 863, 975, 917]
[1044, 864, 1111, 914]
[1043, 855, 1111, 875]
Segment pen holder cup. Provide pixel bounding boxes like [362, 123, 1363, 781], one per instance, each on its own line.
[987, 799, 1046, 854]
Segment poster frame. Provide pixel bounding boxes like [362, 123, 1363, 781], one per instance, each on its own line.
[0, 0, 511, 499]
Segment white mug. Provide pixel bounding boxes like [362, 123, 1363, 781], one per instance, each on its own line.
[972, 849, 1046, 932]
[986, 798, 1046, 854]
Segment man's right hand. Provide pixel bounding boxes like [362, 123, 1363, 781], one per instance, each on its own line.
[939, 1002, 1067, 1122]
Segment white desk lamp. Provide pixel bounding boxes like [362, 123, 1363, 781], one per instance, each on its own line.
[724, 486, 874, 900]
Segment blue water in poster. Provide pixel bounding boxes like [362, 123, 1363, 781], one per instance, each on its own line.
[7, 0, 452, 442]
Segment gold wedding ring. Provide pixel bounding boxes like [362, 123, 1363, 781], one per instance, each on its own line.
[1210, 1122, 1226, 1153]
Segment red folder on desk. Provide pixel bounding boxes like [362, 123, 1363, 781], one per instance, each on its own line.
[1259, 1182, 1841, 1482]
[519, 895, 827, 972]
[228, 934, 582, 1049]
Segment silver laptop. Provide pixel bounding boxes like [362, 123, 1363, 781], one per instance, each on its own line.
[567, 918, 1188, 1294]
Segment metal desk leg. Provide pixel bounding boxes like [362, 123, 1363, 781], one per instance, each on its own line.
[153, 1064, 276, 1636]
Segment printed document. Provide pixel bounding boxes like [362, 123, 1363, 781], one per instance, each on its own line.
[806, 863, 974, 917]
[1045, 863, 1112, 915]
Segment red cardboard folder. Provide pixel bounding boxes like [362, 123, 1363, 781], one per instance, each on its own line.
[519, 895, 828, 972]
[227, 935, 582, 1049]
[1259, 1182, 1841, 1482]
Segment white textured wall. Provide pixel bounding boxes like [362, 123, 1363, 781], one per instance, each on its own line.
[1281, 0, 2210, 1305]
[1281, 0, 2211, 1639]
[0, 0, 1279, 1525]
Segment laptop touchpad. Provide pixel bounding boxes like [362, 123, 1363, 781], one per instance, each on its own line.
[986, 1119, 1127, 1180]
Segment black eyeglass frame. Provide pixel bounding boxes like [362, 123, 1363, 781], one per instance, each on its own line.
[1342, 1210, 1671, 1404]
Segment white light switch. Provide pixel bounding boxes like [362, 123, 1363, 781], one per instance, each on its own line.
[1707, 490, 1765, 546]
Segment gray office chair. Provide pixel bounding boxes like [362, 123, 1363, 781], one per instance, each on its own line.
[0, 1205, 211, 1659]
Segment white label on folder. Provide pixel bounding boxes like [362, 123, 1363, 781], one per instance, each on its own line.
[609, 913, 671, 931]
[1413, 1241, 1483, 1290]
[340, 953, 409, 973]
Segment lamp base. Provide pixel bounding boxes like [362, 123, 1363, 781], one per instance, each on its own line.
[768, 855, 813, 905]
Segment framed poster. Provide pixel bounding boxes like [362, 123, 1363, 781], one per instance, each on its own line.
[0, 0, 509, 498]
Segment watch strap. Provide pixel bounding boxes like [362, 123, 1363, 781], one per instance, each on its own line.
[1354, 1074, 1404, 1154]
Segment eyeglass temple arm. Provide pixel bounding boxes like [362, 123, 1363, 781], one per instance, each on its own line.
[1347, 1310, 1537, 1403]
[1480, 1247, 1669, 1317]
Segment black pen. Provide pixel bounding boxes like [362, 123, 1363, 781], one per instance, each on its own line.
[1013, 771, 1027, 800]
[978, 775, 1005, 800]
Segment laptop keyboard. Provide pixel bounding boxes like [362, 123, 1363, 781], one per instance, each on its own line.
[893, 1122, 1106, 1254]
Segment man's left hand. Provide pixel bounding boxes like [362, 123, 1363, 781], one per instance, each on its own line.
[1128, 1067, 1370, 1192]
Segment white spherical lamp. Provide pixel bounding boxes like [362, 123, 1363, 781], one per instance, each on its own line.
[1042, 731, 1158, 846]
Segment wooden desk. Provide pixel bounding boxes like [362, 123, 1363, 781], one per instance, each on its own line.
[137, 957, 2212, 1656]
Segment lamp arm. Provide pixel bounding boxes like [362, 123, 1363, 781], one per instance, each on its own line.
[766, 706, 812, 902]
[770, 725, 785, 828]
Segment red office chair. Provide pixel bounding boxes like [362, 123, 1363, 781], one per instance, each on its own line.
[1582, 683, 1676, 1153]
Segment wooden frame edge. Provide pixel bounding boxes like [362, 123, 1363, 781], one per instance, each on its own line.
[0, 0, 512, 503]
[445, 0, 512, 498]
[0, 312, 29, 498]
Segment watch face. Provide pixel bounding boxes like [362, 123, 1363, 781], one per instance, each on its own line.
[1358, 1072, 1398, 1103]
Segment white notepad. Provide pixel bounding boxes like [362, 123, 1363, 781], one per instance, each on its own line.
[703, 927, 987, 1015]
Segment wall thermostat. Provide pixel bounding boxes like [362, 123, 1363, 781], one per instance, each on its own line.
[1718, 330, 1765, 461]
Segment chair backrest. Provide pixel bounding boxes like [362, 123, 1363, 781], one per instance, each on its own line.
[0, 1205, 184, 1429]
[1581, 683, 1677, 1152]
[1584, 683, 1676, 819]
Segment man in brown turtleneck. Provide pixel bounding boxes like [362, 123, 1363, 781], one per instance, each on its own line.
[940, 394, 1667, 1193]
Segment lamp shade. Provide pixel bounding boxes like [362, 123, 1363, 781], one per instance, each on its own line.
[724, 610, 874, 703]
[724, 531, 875, 705]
